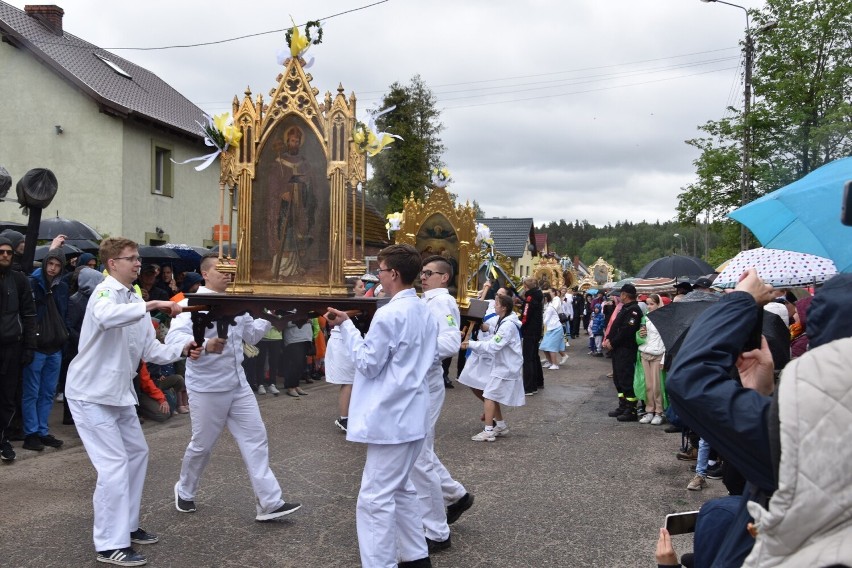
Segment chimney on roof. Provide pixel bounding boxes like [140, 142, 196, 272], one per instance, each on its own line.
[24, 5, 64, 36]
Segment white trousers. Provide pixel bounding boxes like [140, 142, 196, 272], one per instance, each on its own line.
[357, 440, 427, 568]
[68, 399, 147, 551]
[410, 383, 464, 540]
[177, 383, 284, 515]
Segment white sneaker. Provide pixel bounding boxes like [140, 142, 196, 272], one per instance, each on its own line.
[267, 384, 280, 396]
[651, 414, 664, 425]
[257, 385, 267, 395]
[540, 359, 549, 366]
[548, 364, 559, 370]
[639, 413, 653, 424]
[559, 355, 569, 365]
[471, 429, 496, 442]
[494, 424, 510, 437]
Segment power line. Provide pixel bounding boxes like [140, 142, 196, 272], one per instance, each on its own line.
[28, 1, 390, 51]
[195, 52, 740, 109]
[438, 66, 740, 111]
[356, 46, 740, 94]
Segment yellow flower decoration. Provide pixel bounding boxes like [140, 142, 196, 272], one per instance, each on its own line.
[213, 113, 243, 147]
[289, 17, 310, 58]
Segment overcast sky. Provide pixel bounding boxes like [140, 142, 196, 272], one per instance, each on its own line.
[9, 0, 766, 227]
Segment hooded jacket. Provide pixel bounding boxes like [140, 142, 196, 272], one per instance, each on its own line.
[0, 237, 37, 347]
[66, 267, 105, 355]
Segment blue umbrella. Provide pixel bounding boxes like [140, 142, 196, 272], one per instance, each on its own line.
[729, 156, 852, 273]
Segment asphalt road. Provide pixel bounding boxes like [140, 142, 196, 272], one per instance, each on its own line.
[0, 338, 726, 567]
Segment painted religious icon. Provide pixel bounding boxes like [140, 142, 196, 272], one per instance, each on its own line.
[416, 213, 459, 294]
[252, 119, 330, 283]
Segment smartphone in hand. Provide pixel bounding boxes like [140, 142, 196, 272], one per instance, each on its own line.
[665, 511, 699, 535]
[742, 306, 764, 352]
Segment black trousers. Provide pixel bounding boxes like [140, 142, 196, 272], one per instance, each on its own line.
[569, 317, 582, 338]
[612, 347, 637, 398]
[522, 333, 544, 392]
[255, 339, 283, 387]
[280, 341, 310, 389]
[0, 344, 22, 443]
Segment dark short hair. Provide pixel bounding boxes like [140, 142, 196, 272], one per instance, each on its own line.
[422, 254, 454, 279]
[495, 293, 514, 313]
[378, 244, 422, 285]
[199, 253, 220, 274]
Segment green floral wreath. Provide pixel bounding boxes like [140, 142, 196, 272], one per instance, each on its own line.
[286, 20, 324, 48]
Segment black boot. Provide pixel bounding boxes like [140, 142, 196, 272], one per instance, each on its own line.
[607, 398, 626, 417]
[617, 400, 638, 422]
[399, 557, 432, 568]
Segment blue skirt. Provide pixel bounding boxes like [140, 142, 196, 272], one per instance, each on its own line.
[539, 327, 565, 352]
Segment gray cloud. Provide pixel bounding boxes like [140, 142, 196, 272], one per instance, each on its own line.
[14, 0, 763, 227]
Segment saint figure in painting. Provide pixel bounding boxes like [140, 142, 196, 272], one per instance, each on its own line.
[266, 126, 317, 279]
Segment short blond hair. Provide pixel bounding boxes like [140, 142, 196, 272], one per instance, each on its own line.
[99, 237, 137, 262]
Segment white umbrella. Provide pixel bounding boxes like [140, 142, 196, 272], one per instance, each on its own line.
[714, 247, 837, 289]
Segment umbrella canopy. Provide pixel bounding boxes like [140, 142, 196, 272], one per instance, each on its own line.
[209, 242, 237, 258]
[34, 243, 81, 261]
[635, 255, 714, 279]
[65, 239, 100, 253]
[729, 156, 852, 273]
[714, 248, 838, 289]
[646, 299, 718, 353]
[38, 216, 102, 240]
[137, 245, 181, 263]
[158, 244, 212, 272]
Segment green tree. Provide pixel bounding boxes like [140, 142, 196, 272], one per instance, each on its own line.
[678, 0, 852, 249]
[366, 75, 445, 214]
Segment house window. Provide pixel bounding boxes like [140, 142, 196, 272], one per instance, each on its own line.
[152, 144, 173, 197]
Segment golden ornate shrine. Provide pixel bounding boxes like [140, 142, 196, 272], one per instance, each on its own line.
[394, 186, 479, 308]
[578, 257, 614, 291]
[218, 56, 369, 296]
[532, 257, 564, 289]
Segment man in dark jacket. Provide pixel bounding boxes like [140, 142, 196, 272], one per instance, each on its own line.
[604, 283, 643, 421]
[665, 271, 852, 566]
[570, 290, 585, 338]
[0, 237, 37, 462]
[22, 248, 69, 451]
[521, 277, 544, 395]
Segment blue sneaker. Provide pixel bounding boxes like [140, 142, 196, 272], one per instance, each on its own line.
[96, 547, 147, 566]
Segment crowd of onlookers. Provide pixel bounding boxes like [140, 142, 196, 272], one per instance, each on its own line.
[0, 229, 324, 464]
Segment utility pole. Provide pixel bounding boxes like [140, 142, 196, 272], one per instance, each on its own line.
[741, 31, 753, 251]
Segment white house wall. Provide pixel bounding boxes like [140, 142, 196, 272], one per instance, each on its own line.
[0, 39, 123, 233]
[120, 124, 220, 245]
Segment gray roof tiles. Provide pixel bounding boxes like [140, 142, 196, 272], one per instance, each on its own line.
[477, 217, 535, 258]
[0, 1, 205, 138]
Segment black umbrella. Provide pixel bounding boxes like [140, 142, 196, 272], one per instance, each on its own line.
[635, 254, 715, 279]
[137, 245, 181, 263]
[39, 216, 102, 240]
[65, 239, 100, 253]
[647, 299, 718, 353]
[0, 166, 11, 200]
[34, 243, 82, 261]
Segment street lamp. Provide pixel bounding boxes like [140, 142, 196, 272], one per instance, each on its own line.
[701, 0, 752, 251]
[673, 233, 686, 255]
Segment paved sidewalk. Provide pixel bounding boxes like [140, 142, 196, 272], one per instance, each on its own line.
[0, 338, 725, 567]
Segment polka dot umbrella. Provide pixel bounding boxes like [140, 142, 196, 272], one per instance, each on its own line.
[713, 247, 837, 289]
